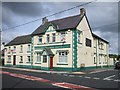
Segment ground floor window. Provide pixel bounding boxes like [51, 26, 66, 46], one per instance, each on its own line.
[36, 52, 41, 63]
[43, 55, 47, 63]
[7, 55, 11, 62]
[20, 56, 23, 63]
[28, 56, 31, 62]
[59, 52, 68, 64]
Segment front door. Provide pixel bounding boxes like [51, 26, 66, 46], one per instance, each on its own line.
[13, 55, 16, 65]
[50, 57, 53, 69]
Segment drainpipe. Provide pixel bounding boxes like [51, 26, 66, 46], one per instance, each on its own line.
[96, 39, 98, 68]
[31, 36, 33, 69]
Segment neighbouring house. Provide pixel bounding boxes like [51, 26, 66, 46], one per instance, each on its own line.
[4, 35, 32, 67]
[4, 8, 109, 71]
[108, 54, 118, 66]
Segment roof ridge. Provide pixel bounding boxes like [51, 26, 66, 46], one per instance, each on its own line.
[48, 14, 81, 23]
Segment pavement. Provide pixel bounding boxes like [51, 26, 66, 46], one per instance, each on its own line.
[0, 66, 115, 75]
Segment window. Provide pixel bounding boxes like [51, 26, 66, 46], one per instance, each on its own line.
[86, 38, 92, 47]
[36, 52, 41, 62]
[28, 56, 31, 62]
[78, 31, 80, 43]
[60, 32, 66, 42]
[43, 55, 47, 63]
[20, 45, 23, 52]
[28, 45, 31, 51]
[8, 55, 11, 62]
[94, 57, 96, 64]
[9, 47, 11, 51]
[20, 56, 23, 63]
[14, 46, 16, 51]
[59, 52, 68, 64]
[47, 34, 50, 43]
[52, 33, 56, 42]
[38, 36, 42, 43]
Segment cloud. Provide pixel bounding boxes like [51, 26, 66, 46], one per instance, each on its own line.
[1, 2, 118, 54]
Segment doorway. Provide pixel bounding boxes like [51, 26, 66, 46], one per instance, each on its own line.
[13, 55, 16, 65]
[50, 57, 53, 69]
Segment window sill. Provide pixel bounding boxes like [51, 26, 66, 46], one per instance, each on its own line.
[26, 62, 31, 63]
[7, 61, 11, 63]
[57, 63, 68, 65]
[35, 62, 41, 64]
[78, 42, 82, 44]
[19, 62, 23, 63]
[19, 52, 23, 53]
[27, 51, 31, 53]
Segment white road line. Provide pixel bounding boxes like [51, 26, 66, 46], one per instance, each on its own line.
[114, 79, 120, 82]
[93, 78, 100, 80]
[84, 76, 91, 79]
[90, 70, 107, 74]
[103, 75, 115, 80]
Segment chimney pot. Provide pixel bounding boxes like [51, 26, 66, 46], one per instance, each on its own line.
[80, 8, 86, 15]
[42, 17, 48, 25]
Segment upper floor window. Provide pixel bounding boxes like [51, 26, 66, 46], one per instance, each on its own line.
[60, 32, 66, 42]
[78, 31, 80, 43]
[20, 45, 23, 52]
[52, 33, 56, 42]
[14, 46, 16, 51]
[38, 36, 42, 44]
[47, 34, 50, 43]
[9, 47, 11, 51]
[86, 38, 92, 47]
[28, 45, 31, 51]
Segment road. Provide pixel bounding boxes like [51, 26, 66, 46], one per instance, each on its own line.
[1, 68, 120, 90]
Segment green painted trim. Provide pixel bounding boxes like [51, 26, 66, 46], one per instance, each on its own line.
[5, 64, 13, 67]
[57, 63, 68, 65]
[41, 67, 50, 70]
[72, 29, 78, 71]
[35, 44, 70, 50]
[53, 67, 73, 71]
[46, 30, 56, 32]
[37, 42, 64, 45]
[45, 23, 56, 33]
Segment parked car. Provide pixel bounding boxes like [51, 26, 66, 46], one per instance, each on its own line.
[115, 61, 120, 69]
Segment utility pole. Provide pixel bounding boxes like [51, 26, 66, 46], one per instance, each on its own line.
[0, 28, 1, 66]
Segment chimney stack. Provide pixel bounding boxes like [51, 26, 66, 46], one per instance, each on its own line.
[42, 17, 48, 25]
[80, 8, 86, 15]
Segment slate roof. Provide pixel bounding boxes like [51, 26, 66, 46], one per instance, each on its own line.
[32, 14, 84, 35]
[92, 33, 109, 43]
[5, 34, 31, 46]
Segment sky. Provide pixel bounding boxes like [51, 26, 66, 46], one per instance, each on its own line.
[1, 1, 119, 54]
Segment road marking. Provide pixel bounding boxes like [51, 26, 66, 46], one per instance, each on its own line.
[52, 82, 93, 90]
[2, 71, 94, 90]
[90, 70, 107, 74]
[93, 78, 100, 80]
[103, 75, 115, 80]
[84, 76, 91, 79]
[114, 79, 120, 82]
